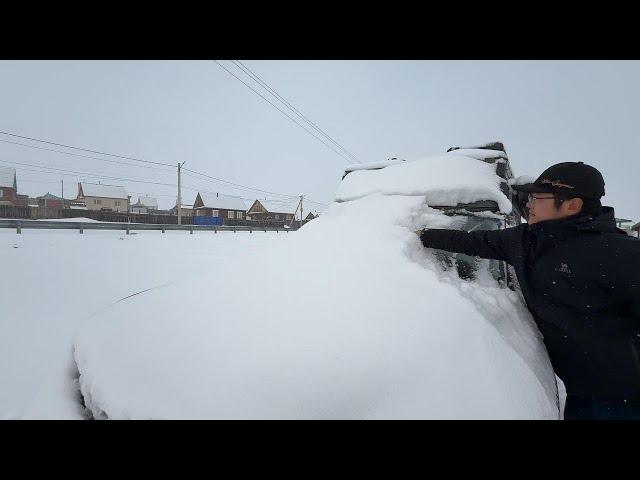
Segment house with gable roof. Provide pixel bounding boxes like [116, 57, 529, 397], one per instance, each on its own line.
[76, 182, 129, 212]
[0, 167, 28, 207]
[246, 199, 297, 223]
[169, 203, 193, 217]
[192, 192, 246, 224]
[37, 192, 67, 209]
[0, 166, 18, 206]
[130, 196, 159, 214]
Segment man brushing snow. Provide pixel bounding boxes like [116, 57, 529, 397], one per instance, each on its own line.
[416, 161, 640, 419]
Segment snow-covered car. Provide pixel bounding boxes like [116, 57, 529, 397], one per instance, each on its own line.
[72, 142, 560, 419]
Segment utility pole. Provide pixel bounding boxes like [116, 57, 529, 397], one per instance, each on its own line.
[177, 161, 186, 225]
[300, 195, 303, 228]
[288, 196, 303, 230]
[61, 179, 64, 200]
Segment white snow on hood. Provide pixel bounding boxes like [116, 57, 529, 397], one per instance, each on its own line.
[73, 183, 558, 419]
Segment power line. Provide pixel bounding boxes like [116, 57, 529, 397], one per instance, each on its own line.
[182, 170, 327, 207]
[0, 138, 175, 173]
[213, 60, 358, 165]
[0, 131, 330, 208]
[0, 159, 176, 188]
[181, 170, 299, 199]
[232, 60, 362, 164]
[180, 185, 301, 210]
[0, 129, 310, 200]
[0, 130, 174, 167]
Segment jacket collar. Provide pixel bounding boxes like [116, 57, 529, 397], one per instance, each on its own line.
[525, 206, 619, 256]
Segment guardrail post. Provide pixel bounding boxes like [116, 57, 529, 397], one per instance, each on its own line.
[162, 226, 165, 233]
[17, 222, 21, 234]
[126, 225, 130, 235]
[79, 224, 83, 234]
[190, 226, 193, 235]
[214, 227, 217, 234]
[233, 227, 236, 233]
[250, 228, 252, 233]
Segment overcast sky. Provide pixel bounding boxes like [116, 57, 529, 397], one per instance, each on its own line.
[0, 60, 638, 220]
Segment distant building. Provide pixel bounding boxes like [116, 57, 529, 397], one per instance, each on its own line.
[192, 193, 246, 222]
[14, 194, 28, 207]
[246, 199, 296, 223]
[68, 198, 87, 210]
[632, 222, 640, 238]
[130, 196, 159, 214]
[0, 167, 17, 206]
[76, 182, 129, 212]
[37, 192, 65, 209]
[615, 218, 634, 236]
[169, 204, 193, 217]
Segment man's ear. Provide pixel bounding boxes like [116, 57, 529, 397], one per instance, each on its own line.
[564, 197, 584, 214]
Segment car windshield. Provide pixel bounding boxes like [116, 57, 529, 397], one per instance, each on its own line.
[432, 213, 505, 283]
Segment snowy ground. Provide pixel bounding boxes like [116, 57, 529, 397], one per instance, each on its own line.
[2, 153, 563, 419]
[0, 228, 286, 419]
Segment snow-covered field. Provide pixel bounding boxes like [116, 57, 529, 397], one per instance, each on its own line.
[1, 152, 562, 419]
[0, 228, 285, 419]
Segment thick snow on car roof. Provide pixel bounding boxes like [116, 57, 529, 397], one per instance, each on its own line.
[335, 154, 513, 212]
[73, 149, 559, 419]
[343, 159, 406, 176]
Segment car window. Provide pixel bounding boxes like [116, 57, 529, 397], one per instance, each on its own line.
[431, 213, 506, 284]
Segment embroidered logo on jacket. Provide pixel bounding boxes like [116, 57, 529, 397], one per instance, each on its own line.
[554, 263, 572, 274]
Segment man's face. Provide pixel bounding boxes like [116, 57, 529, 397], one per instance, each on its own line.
[526, 193, 573, 225]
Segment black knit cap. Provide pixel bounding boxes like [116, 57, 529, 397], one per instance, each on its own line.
[512, 161, 605, 200]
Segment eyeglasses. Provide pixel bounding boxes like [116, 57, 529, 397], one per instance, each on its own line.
[527, 194, 559, 205]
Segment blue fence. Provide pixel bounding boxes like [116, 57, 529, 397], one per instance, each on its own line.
[193, 216, 224, 226]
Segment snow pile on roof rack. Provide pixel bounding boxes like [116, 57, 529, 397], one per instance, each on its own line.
[445, 148, 507, 161]
[343, 159, 405, 175]
[335, 154, 512, 213]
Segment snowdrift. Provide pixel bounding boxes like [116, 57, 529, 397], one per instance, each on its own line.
[73, 153, 559, 419]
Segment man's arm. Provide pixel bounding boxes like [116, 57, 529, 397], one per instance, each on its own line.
[416, 226, 523, 265]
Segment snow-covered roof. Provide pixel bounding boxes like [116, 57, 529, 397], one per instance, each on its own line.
[0, 167, 17, 189]
[38, 192, 63, 200]
[134, 196, 158, 209]
[249, 199, 298, 215]
[79, 182, 128, 200]
[196, 193, 247, 211]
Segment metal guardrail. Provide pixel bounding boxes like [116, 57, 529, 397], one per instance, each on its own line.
[0, 219, 296, 234]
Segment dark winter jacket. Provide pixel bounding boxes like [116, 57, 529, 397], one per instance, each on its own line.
[419, 207, 640, 400]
